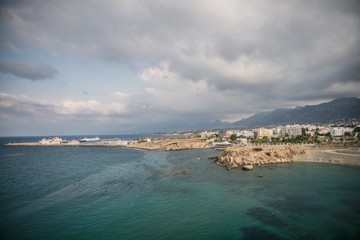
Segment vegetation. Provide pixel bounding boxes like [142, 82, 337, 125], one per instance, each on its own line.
[353, 127, 360, 133]
[230, 134, 237, 142]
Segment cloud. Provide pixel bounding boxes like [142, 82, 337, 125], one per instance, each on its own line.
[137, 62, 270, 122]
[0, 91, 133, 135]
[0, 60, 58, 80]
[0, 0, 359, 134]
[113, 91, 129, 98]
[2, 0, 358, 86]
[0, 92, 126, 120]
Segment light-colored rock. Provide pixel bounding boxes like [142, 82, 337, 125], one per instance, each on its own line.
[243, 165, 253, 171]
[211, 145, 313, 170]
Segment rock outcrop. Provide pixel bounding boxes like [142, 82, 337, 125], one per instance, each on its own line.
[210, 146, 306, 170]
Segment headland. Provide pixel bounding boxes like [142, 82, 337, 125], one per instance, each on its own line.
[209, 144, 360, 170]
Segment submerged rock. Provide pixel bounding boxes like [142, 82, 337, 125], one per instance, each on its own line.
[243, 165, 254, 171]
[173, 169, 190, 175]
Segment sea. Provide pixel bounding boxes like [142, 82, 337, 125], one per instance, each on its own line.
[0, 135, 359, 240]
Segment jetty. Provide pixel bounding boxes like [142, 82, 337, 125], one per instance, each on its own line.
[5, 137, 130, 147]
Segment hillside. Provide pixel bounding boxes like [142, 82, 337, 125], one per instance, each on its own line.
[232, 97, 360, 128]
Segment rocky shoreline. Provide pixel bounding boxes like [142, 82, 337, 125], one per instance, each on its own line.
[209, 145, 304, 170]
[209, 145, 360, 170]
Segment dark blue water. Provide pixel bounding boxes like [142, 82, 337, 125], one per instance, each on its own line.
[0, 138, 359, 239]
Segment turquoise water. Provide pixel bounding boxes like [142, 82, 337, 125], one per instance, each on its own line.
[0, 140, 359, 239]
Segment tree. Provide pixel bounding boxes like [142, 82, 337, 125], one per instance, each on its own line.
[353, 127, 360, 133]
[344, 132, 351, 137]
[302, 128, 306, 136]
[230, 134, 237, 142]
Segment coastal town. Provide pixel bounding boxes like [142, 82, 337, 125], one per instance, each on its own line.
[199, 122, 359, 147]
[5, 122, 360, 170]
[6, 122, 360, 147]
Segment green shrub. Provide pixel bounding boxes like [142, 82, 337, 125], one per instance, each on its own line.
[265, 152, 271, 157]
[253, 147, 263, 152]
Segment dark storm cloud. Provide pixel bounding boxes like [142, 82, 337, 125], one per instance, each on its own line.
[0, 60, 58, 80]
[0, 0, 359, 131]
[1, 0, 359, 88]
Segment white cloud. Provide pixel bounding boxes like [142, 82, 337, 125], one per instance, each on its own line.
[113, 91, 129, 98]
[0, 92, 126, 119]
[139, 63, 213, 111]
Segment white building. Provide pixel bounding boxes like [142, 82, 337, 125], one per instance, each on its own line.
[274, 127, 283, 137]
[284, 125, 302, 137]
[330, 127, 353, 137]
[237, 130, 255, 138]
[330, 128, 343, 137]
[200, 131, 218, 139]
[255, 128, 274, 138]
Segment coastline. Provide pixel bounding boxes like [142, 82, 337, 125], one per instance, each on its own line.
[4, 138, 360, 168]
[209, 144, 360, 170]
[293, 148, 360, 167]
[125, 138, 209, 151]
[4, 137, 209, 150]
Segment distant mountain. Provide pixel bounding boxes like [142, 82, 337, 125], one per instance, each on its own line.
[187, 120, 232, 131]
[232, 97, 360, 128]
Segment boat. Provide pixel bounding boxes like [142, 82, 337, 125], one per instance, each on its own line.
[39, 137, 63, 144]
[79, 137, 101, 142]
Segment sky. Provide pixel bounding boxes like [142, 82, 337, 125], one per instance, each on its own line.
[0, 0, 360, 136]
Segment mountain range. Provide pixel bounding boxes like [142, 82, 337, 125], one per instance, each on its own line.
[232, 97, 360, 128]
[189, 97, 360, 130]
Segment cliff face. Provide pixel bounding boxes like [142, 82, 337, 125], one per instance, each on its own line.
[211, 146, 306, 169]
